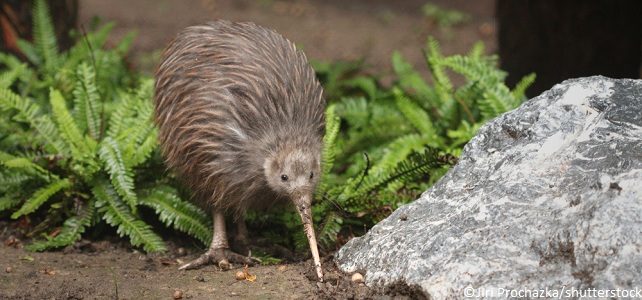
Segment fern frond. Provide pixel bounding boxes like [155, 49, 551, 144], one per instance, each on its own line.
[0, 195, 21, 212]
[116, 100, 156, 168]
[50, 88, 91, 154]
[511, 73, 536, 101]
[316, 105, 340, 198]
[128, 127, 157, 168]
[0, 88, 68, 154]
[391, 51, 438, 109]
[345, 149, 454, 210]
[317, 211, 342, 248]
[0, 171, 35, 192]
[106, 91, 136, 138]
[369, 133, 431, 177]
[98, 137, 137, 211]
[93, 180, 166, 253]
[26, 199, 96, 251]
[11, 178, 71, 219]
[0, 63, 27, 89]
[65, 22, 115, 64]
[139, 186, 212, 245]
[392, 88, 443, 146]
[467, 41, 485, 59]
[425, 37, 453, 101]
[73, 63, 102, 139]
[0, 151, 50, 180]
[32, 0, 59, 73]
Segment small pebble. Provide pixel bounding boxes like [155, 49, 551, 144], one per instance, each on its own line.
[351, 272, 364, 284]
[5, 266, 12, 273]
[235, 271, 246, 280]
[177, 247, 187, 256]
[193, 275, 205, 282]
[173, 289, 183, 299]
[277, 265, 287, 272]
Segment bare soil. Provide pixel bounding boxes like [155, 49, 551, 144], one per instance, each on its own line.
[0, 224, 426, 299]
[1, 1, 495, 298]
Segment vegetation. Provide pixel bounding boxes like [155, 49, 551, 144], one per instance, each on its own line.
[0, 0, 210, 253]
[0, 1, 534, 254]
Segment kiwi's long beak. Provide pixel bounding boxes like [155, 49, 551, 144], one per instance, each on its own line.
[295, 194, 324, 281]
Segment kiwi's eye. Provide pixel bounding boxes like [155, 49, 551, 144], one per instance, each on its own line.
[280, 174, 289, 182]
[309, 172, 314, 179]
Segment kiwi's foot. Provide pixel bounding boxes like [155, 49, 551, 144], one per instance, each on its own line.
[178, 248, 259, 271]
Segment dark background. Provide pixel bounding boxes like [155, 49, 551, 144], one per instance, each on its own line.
[1, 0, 641, 96]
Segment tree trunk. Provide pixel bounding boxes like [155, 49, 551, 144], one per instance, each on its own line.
[497, 0, 641, 96]
[0, 0, 78, 58]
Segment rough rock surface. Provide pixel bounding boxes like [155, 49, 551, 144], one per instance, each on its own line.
[336, 76, 642, 298]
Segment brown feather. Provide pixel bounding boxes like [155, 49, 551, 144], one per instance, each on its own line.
[154, 20, 325, 216]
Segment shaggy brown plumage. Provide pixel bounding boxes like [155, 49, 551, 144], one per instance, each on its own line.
[154, 20, 325, 280]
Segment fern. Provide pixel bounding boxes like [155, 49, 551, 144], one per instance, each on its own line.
[32, 0, 59, 74]
[316, 105, 340, 198]
[512, 73, 537, 100]
[139, 186, 212, 245]
[93, 181, 166, 253]
[391, 51, 438, 110]
[346, 149, 453, 209]
[317, 211, 343, 248]
[0, 171, 35, 192]
[98, 137, 137, 211]
[0, 151, 51, 180]
[392, 88, 443, 146]
[26, 199, 96, 251]
[0, 88, 68, 154]
[0, 195, 21, 212]
[11, 178, 71, 219]
[50, 88, 91, 154]
[0, 5, 213, 253]
[72, 63, 102, 139]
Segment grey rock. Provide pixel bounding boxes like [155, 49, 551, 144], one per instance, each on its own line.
[335, 76, 642, 299]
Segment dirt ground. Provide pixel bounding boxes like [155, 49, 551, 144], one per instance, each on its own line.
[2, 1, 495, 299]
[0, 226, 428, 300]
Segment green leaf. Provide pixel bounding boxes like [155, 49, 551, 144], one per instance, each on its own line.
[11, 178, 71, 219]
[0, 195, 21, 212]
[316, 105, 340, 198]
[107, 91, 136, 139]
[392, 51, 438, 108]
[317, 211, 342, 248]
[425, 37, 453, 103]
[393, 88, 443, 146]
[32, 0, 59, 73]
[50, 88, 92, 155]
[0, 171, 34, 192]
[26, 199, 96, 251]
[0, 88, 68, 154]
[512, 73, 536, 101]
[93, 180, 166, 253]
[16, 39, 41, 67]
[73, 63, 102, 140]
[0, 150, 52, 180]
[139, 186, 212, 245]
[98, 137, 137, 212]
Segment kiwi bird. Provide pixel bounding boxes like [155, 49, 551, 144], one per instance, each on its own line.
[154, 20, 325, 280]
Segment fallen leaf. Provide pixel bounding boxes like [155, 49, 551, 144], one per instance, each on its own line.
[160, 257, 176, 265]
[20, 255, 34, 262]
[40, 268, 56, 275]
